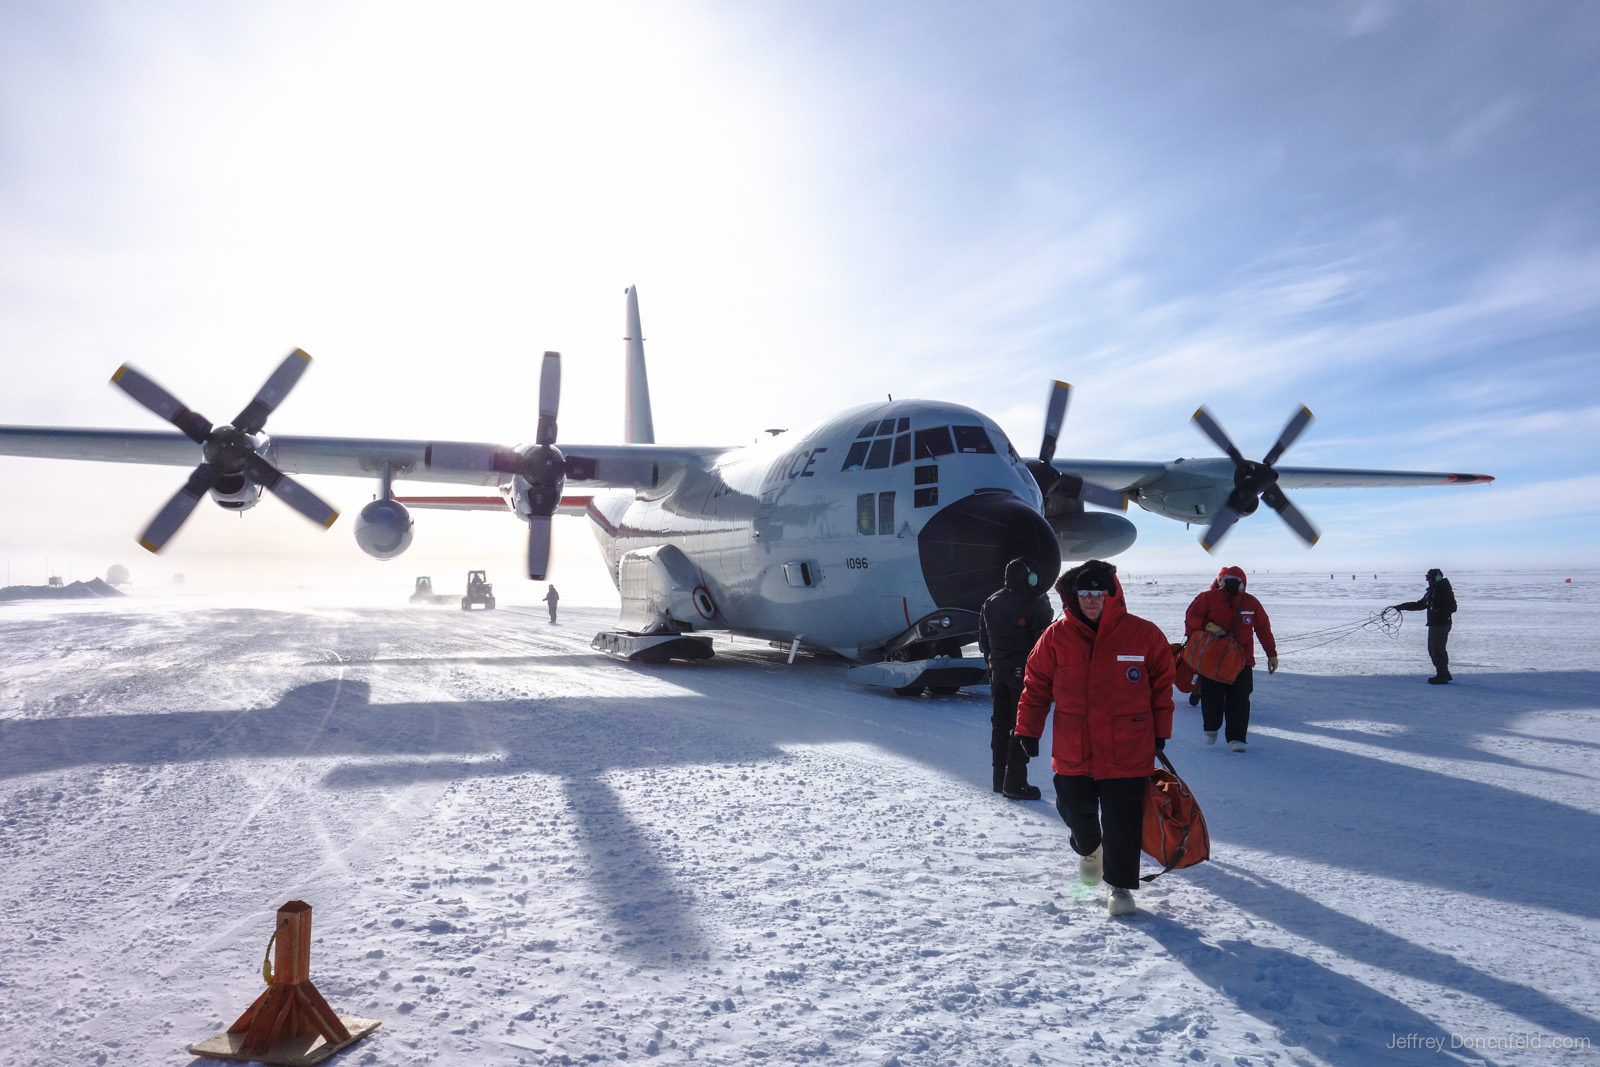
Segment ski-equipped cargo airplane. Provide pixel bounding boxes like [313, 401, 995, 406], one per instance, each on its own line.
[0, 287, 1491, 691]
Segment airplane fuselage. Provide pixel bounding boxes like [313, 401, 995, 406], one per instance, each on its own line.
[586, 400, 1054, 659]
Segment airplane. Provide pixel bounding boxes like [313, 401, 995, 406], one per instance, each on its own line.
[0, 287, 1492, 693]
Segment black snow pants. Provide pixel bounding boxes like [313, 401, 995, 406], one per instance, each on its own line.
[1054, 774, 1149, 890]
[1428, 621, 1451, 679]
[1200, 664, 1254, 744]
[990, 673, 1027, 791]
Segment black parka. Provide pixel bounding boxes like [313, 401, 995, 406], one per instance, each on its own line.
[978, 560, 1055, 674]
[1397, 570, 1457, 628]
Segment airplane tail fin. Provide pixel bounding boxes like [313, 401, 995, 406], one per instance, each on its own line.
[624, 286, 655, 444]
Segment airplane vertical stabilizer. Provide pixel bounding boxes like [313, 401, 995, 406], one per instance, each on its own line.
[624, 286, 655, 444]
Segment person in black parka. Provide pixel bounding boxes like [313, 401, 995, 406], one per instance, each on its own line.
[1392, 568, 1458, 683]
[979, 557, 1055, 799]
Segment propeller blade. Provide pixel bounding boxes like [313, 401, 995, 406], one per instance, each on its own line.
[1262, 485, 1320, 546]
[1192, 406, 1247, 465]
[111, 364, 212, 443]
[1039, 380, 1070, 465]
[138, 464, 222, 552]
[1198, 504, 1243, 554]
[526, 514, 552, 580]
[245, 455, 340, 528]
[1080, 479, 1130, 511]
[233, 349, 312, 434]
[1262, 405, 1314, 468]
[536, 351, 561, 446]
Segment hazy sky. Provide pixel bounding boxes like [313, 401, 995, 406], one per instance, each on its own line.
[2, 1, 1597, 600]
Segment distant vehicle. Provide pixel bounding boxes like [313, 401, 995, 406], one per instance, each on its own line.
[408, 576, 455, 605]
[0, 288, 1493, 693]
[462, 570, 495, 611]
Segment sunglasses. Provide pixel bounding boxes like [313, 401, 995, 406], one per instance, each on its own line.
[1075, 589, 1110, 598]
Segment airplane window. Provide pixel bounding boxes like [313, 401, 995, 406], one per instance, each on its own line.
[840, 440, 870, 471]
[857, 493, 875, 535]
[914, 464, 937, 485]
[914, 486, 938, 508]
[896, 417, 911, 433]
[865, 438, 893, 469]
[914, 426, 955, 458]
[878, 491, 895, 535]
[857, 423, 878, 439]
[952, 425, 995, 453]
[891, 434, 911, 466]
[876, 418, 897, 436]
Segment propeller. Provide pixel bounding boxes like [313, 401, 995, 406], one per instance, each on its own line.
[110, 350, 340, 553]
[1190, 404, 1320, 552]
[1025, 381, 1127, 515]
[492, 351, 565, 581]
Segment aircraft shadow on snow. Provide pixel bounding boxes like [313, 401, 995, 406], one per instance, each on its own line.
[5, 663, 1600, 998]
[1143, 918, 1511, 1067]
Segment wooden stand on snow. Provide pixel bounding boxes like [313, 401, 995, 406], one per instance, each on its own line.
[189, 900, 381, 1065]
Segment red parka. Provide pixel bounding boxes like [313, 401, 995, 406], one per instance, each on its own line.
[1014, 577, 1176, 780]
[1183, 565, 1276, 666]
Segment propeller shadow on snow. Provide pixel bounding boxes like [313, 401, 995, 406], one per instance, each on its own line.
[1143, 917, 1506, 1067]
[5, 662, 1600, 930]
[1193, 863, 1600, 1045]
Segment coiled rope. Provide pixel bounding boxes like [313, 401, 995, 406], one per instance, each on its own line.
[1274, 606, 1404, 657]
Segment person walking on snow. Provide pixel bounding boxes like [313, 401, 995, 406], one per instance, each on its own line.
[1184, 566, 1277, 753]
[544, 584, 559, 623]
[979, 557, 1055, 799]
[1391, 568, 1457, 683]
[1008, 560, 1175, 917]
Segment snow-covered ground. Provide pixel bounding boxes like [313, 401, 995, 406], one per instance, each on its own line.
[2, 570, 1597, 1067]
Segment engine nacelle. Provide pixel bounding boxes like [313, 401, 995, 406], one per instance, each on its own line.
[1050, 510, 1138, 561]
[354, 498, 414, 559]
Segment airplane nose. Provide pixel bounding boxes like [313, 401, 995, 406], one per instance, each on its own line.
[917, 492, 1061, 612]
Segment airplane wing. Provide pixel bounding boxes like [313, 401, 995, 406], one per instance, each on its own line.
[1273, 466, 1494, 489]
[0, 427, 733, 490]
[1049, 459, 1171, 493]
[393, 493, 594, 517]
[1051, 456, 1493, 492]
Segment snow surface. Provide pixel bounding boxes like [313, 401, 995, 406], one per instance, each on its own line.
[2, 571, 1597, 1067]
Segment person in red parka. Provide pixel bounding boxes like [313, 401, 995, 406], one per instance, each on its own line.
[1007, 559, 1175, 917]
[1183, 565, 1277, 753]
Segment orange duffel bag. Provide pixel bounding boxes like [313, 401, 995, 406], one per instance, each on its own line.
[1181, 627, 1246, 684]
[1170, 642, 1199, 694]
[1141, 750, 1210, 882]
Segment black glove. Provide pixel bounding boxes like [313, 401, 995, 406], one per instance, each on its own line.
[1155, 737, 1166, 751]
[1011, 733, 1040, 759]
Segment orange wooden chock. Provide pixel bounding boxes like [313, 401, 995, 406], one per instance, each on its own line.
[189, 900, 380, 1065]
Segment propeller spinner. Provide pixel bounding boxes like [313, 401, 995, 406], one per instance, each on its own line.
[1191, 404, 1320, 552]
[110, 350, 340, 553]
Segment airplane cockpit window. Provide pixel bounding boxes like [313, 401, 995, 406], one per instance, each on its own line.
[844, 419, 965, 471]
[952, 425, 996, 454]
[856, 493, 875, 534]
[914, 426, 955, 459]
